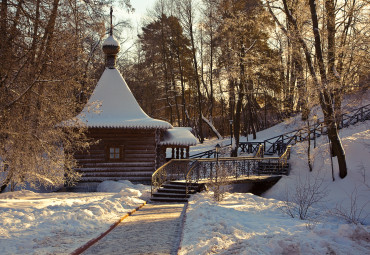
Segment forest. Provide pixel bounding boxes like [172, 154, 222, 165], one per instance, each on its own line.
[0, 0, 369, 190]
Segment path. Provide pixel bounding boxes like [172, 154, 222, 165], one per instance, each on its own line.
[82, 203, 186, 255]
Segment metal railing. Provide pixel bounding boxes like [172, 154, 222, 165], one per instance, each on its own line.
[250, 103, 370, 155]
[190, 104, 369, 159]
[189, 148, 222, 159]
[186, 145, 290, 190]
[239, 142, 263, 154]
[151, 159, 197, 196]
[151, 145, 291, 197]
[153, 104, 369, 196]
[189, 142, 264, 159]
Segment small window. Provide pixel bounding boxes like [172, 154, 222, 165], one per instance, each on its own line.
[109, 147, 120, 159]
[106, 145, 124, 161]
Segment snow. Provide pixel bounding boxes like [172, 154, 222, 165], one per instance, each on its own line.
[74, 68, 172, 130]
[0, 181, 150, 255]
[202, 115, 223, 140]
[160, 127, 198, 146]
[189, 137, 231, 157]
[180, 192, 370, 255]
[102, 35, 120, 47]
[1, 92, 369, 254]
[262, 123, 370, 227]
[179, 97, 370, 254]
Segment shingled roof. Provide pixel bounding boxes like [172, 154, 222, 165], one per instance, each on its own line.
[75, 68, 172, 129]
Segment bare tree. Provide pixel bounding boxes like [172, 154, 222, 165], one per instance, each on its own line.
[177, 0, 205, 143]
[279, 173, 327, 220]
[0, 0, 132, 191]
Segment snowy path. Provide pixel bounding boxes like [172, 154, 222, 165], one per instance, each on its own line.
[82, 203, 187, 255]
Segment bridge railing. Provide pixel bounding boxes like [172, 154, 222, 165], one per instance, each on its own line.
[185, 145, 291, 195]
[191, 142, 265, 159]
[152, 145, 290, 197]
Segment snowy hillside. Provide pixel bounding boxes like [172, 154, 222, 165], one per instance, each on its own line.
[190, 90, 370, 156]
[265, 120, 370, 220]
[180, 119, 370, 254]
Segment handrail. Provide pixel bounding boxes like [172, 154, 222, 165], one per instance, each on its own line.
[189, 142, 232, 159]
[151, 159, 192, 196]
[278, 145, 291, 166]
[263, 103, 370, 154]
[190, 104, 369, 158]
[254, 144, 264, 158]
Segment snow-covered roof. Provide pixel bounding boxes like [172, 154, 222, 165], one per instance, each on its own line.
[160, 127, 198, 146]
[75, 68, 172, 129]
[102, 35, 120, 47]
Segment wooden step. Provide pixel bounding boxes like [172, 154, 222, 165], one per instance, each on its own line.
[152, 193, 190, 198]
[258, 162, 290, 165]
[257, 165, 289, 169]
[167, 182, 200, 190]
[80, 176, 151, 182]
[81, 162, 154, 167]
[161, 183, 188, 190]
[80, 171, 152, 177]
[150, 197, 188, 203]
[157, 188, 197, 194]
[169, 181, 187, 185]
[77, 167, 154, 172]
[257, 171, 288, 175]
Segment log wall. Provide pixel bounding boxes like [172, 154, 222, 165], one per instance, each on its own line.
[74, 128, 157, 183]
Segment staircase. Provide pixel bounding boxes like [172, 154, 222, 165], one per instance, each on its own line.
[257, 162, 290, 175]
[189, 103, 370, 159]
[151, 181, 205, 203]
[150, 104, 370, 202]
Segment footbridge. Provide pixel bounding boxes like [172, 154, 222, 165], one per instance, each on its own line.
[151, 145, 291, 202]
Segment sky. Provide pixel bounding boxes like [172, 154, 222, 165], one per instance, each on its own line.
[115, 0, 157, 53]
[128, 0, 157, 25]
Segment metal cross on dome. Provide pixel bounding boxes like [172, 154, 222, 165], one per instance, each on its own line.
[110, 6, 113, 36]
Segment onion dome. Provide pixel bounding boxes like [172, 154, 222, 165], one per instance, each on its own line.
[102, 35, 120, 69]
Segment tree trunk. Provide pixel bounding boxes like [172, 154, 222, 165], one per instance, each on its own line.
[231, 92, 243, 157]
[247, 95, 257, 139]
[307, 120, 313, 172]
[187, 4, 204, 143]
[278, 0, 347, 178]
[308, 0, 347, 178]
[229, 78, 235, 138]
[0, 0, 8, 83]
[325, 0, 342, 125]
[295, 50, 309, 120]
[0, 169, 11, 193]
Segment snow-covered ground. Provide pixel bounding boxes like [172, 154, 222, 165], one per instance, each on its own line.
[0, 181, 150, 255]
[180, 192, 370, 255]
[1, 91, 369, 254]
[180, 102, 370, 254]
